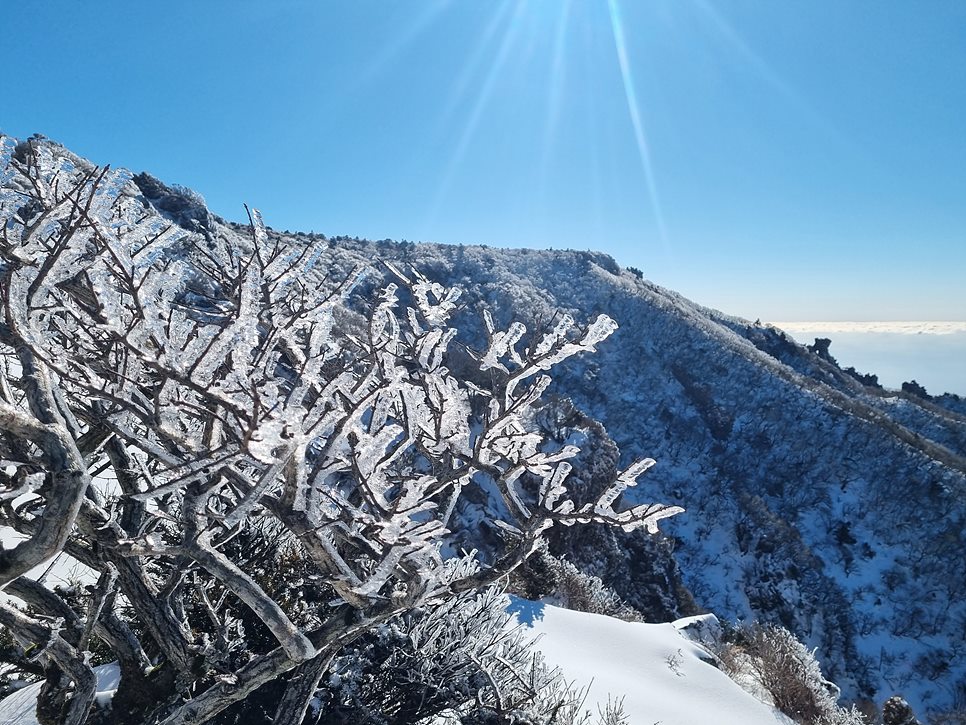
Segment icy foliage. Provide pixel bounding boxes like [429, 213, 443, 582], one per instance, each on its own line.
[317, 587, 580, 724]
[712, 623, 869, 725]
[0, 137, 679, 724]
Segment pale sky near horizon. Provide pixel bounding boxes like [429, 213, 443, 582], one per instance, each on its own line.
[774, 324, 966, 396]
[2, 1, 964, 322]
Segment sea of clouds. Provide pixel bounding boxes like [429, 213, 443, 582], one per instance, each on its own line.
[770, 322, 966, 397]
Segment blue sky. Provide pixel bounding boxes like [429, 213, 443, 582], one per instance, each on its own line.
[2, 1, 964, 321]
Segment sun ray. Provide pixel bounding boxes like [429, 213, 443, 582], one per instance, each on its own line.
[433, 0, 517, 139]
[423, 0, 526, 234]
[356, 0, 454, 87]
[691, 0, 842, 140]
[606, 0, 671, 256]
[536, 0, 573, 221]
[587, 77, 606, 253]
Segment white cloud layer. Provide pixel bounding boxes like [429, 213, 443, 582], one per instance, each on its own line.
[769, 321, 966, 335]
[761, 322, 966, 394]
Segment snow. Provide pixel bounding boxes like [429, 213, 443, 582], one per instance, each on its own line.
[507, 598, 791, 725]
[0, 663, 120, 725]
[0, 606, 795, 725]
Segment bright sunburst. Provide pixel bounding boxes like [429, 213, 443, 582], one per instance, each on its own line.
[359, 0, 831, 264]
[415, 0, 680, 249]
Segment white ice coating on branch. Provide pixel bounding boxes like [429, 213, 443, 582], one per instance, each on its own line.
[410, 274, 461, 328]
[0, 136, 14, 189]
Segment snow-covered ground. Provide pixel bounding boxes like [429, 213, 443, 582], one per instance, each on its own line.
[0, 602, 793, 725]
[508, 598, 790, 725]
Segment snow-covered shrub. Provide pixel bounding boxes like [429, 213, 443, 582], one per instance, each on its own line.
[311, 585, 631, 725]
[589, 698, 630, 725]
[543, 559, 641, 623]
[881, 696, 920, 725]
[506, 540, 645, 624]
[316, 587, 555, 724]
[714, 623, 868, 725]
[507, 543, 562, 601]
[0, 137, 681, 724]
[535, 693, 629, 725]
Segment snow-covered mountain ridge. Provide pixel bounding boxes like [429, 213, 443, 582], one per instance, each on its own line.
[232, 214, 966, 720]
[4, 137, 965, 718]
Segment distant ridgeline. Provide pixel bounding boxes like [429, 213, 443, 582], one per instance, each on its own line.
[7, 137, 966, 716]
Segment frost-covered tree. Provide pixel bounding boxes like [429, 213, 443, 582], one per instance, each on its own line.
[0, 136, 681, 724]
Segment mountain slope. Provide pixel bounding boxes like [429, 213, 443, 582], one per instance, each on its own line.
[4, 137, 965, 717]
[248, 220, 965, 716]
[508, 600, 794, 725]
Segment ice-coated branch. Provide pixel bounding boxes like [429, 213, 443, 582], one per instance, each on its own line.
[0, 600, 97, 725]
